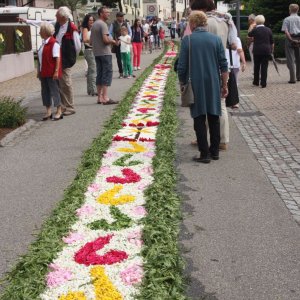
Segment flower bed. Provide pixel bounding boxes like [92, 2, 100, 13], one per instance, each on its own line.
[1, 43, 186, 300]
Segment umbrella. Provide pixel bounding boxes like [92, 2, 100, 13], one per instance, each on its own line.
[271, 54, 280, 75]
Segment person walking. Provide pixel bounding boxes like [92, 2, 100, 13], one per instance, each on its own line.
[131, 19, 144, 71]
[171, 17, 177, 39]
[248, 15, 274, 88]
[177, 11, 228, 163]
[142, 19, 150, 53]
[150, 18, 159, 49]
[37, 22, 63, 121]
[188, 0, 238, 151]
[119, 26, 133, 78]
[81, 14, 97, 96]
[18, 6, 81, 116]
[159, 26, 165, 49]
[91, 6, 118, 105]
[247, 14, 256, 74]
[109, 12, 132, 79]
[282, 4, 300, 83]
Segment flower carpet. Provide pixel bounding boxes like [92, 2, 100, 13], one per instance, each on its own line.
[36, 45, 179, 300]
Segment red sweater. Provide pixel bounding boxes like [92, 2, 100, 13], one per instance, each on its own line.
[40, 36, 62, 78]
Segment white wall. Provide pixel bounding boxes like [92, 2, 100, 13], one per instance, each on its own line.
[157, 0, 172, 20]
[34, 0, 54, 8]
[0, 51, 35, 83]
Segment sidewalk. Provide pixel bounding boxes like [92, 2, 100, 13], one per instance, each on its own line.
[178, 62, 300, 299]
[0, 49, 163, 279]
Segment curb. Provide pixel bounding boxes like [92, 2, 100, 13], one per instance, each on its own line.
[0, 119, 38, 147]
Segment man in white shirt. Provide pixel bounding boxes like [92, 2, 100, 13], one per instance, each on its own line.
[142, 19, 150, 53]
[282, 4, 300, 83]
[18, 6, 81, 115]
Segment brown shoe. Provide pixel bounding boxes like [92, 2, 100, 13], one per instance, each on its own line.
[219, 143, 228, 151]
[102, 99, 119, 105]
[63, 110, 76, 116]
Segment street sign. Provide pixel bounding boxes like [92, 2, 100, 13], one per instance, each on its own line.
[147, 4, 157, 16]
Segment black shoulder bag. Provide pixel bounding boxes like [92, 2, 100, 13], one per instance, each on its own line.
[225, 45, 239, 107]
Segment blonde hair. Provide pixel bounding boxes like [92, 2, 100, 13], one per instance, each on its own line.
[255, 15, 265, 25]
[289, 4, 299, 14]
[40, 22, 55, 36]
[189, 11, 207, 28]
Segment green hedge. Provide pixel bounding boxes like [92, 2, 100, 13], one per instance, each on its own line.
[240, 30, 286, 60]
[0, 96, 27, 128]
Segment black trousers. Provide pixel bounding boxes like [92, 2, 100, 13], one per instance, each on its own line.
[115, 44, 123, 75]
[253, 54, 269, 87]
[194, 114, 220, 157]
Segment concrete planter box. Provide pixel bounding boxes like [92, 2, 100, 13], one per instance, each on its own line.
[0, 51, 34, 83]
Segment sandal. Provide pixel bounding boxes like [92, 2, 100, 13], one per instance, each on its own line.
[102, 99, 119, 105]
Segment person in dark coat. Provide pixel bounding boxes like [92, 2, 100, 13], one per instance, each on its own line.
[248, 15, 274, 88]
[177, 11, 229, 163]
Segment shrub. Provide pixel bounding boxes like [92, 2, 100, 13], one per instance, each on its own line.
[240, 30, 286, 60]
[0, 96, 27, 128]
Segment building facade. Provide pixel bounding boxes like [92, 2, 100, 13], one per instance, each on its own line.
[0, 0, 54, 7]
[85, 0, 144, 23]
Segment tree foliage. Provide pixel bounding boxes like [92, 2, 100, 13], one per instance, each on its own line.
[227, 0, 300, 33]
[54, 0, 122, 12]
[54, 0, 86, 12]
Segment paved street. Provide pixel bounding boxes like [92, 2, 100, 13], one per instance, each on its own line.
[1, 53, 300, 299]
[178, 61, 300, 299]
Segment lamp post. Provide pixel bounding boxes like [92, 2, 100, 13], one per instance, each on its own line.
[230, 0, 241, 36]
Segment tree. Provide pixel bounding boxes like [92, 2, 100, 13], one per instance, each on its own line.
[226, 0, 300, 32]
[54, 0, 87, 12]
[101, 0, 121, 10]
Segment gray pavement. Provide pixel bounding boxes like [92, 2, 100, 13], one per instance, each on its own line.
[0, 52, 300, 300]
[0, 49, 162, 279]
[178, 62, 300, 300]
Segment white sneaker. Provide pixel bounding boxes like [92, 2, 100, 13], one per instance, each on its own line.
[137, 66, 141, 70]
[134, 67, 137, 71]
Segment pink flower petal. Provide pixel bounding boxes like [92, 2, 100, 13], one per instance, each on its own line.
[132, 206, 147, 217]
[76, 204, 96, 217]
[88, 183, 100, 192]
[62, 232, 84, 244]
[46, 267, 73, 287]
[120, 264, 143, 286]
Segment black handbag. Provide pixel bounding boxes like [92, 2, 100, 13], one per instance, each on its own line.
[225, 46, 239, 107]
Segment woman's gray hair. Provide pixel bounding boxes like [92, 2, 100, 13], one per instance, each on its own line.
[40, 22, 55, 36]
[255, 15, 265, 25]
[57, 6, 71, 19]
[248, 14, 256, 21]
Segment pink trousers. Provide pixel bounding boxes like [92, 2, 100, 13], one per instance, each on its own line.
[132, 42, 143, 67]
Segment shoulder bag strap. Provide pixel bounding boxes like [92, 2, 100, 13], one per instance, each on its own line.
[188, 35, 191, 80]
[228, 44, 233, 69]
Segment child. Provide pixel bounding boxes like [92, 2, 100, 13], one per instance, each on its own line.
[119, 26, 133, 78]
[226, 37, 246, 108]
[149, 32, 154, 53]
[37, 22, 63, 121]
[158, 26, 165, 49]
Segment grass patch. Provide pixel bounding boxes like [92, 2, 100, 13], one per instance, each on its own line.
[138, 59, 187, 299]
[0, 96, 27, 128]
[0, 51, 166, 300]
